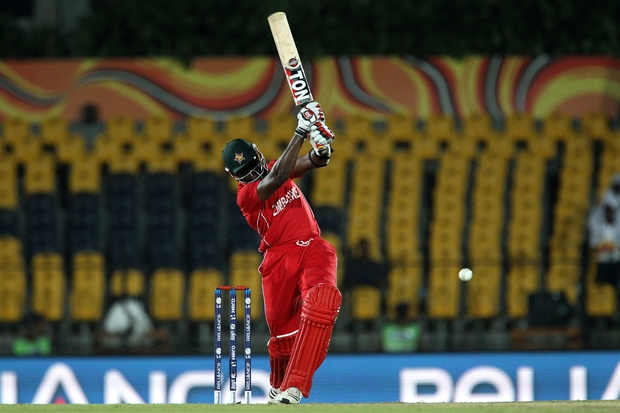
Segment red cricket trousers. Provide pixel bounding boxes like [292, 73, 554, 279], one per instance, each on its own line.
[259, 237, 338, 338]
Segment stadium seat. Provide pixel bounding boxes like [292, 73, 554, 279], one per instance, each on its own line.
[69, 155, 101, 194]
[24, 154, 55, 195]
[224, 115, 256, 138]
[0, 268, 26, 322]
[351, 285, 382, 321]
[425, 114, 456, 142]
[585, 259, 615, 317]
[310, 156, 347, 209]
[0, 157, 18, 210]
[40, 116, 71, 147]
[31, 252, 65, 321]
[188, 269, 225, 321]
[466, 264, 501, 318]
[69, 252, 105, 322]
[384, 114, 417, 142]
[143, 115, 173, 143]
[105, 116, 137, 143]
[504, 112, 537, 142]
[427, 265, 462, 318]
[543, 112, 575, 142]
[386, 265, 422, 319]
[109, 268, 145, 298]
[185, 116, 219, 143]
[2, 117, 33, 143]
[506, 265, 540, 318]
[462, 112, 494, 141]
[150, 268, 185, 321]
[581, 112, 611, 141]
[57, 135, 88, 165]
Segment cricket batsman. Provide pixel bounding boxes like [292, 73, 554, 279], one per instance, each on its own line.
[221, 102, 340, 404]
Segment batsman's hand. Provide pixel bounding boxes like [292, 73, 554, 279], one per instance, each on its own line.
[296, 102, 326, 137]
[309, 121, 335, 156]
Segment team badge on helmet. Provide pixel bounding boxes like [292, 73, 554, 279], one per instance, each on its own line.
[234, 153, 245, 164]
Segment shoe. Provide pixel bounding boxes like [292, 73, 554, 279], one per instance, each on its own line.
[267, 387, 281, 404]
[273, 387, 302, 404]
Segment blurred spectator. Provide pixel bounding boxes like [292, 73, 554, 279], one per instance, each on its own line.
[342, 238, 389, 291]
[13, 314, 51, 356]
[75, 102, 105, 146]
[589, 174, 620, 234]
[99, 293, 168, 352]
[589, 203, 620, 288]
[381, 303, 420, 353]
[602, 174, 620, 209]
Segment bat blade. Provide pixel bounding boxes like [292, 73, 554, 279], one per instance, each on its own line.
[268, 12, 313, 106]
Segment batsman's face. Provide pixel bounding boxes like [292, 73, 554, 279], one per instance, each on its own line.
[230, 145, 268, 184]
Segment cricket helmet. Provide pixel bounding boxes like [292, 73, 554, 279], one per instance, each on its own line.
[222, 138, 268, 183]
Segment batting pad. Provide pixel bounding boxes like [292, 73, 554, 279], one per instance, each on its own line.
[268, 334, 296, 388]
[281, 283, 342, 397]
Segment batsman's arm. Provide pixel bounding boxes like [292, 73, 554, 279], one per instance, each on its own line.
[292, 148, 330, 177]
[257, 132, 305, 202]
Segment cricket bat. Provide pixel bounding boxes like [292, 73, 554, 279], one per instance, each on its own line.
[268, 12, 313, 107]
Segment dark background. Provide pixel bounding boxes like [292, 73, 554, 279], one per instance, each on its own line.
[0, 0, 618, 60]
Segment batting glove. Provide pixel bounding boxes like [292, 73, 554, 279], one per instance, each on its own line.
[309, 121, 335, 156]
[295, 102, 325, 137]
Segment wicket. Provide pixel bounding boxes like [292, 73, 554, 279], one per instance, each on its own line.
[214, 286, 252, 404]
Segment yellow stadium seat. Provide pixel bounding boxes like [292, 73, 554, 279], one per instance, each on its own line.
[585, 259, 615, 317]
[427, 265, 462, 318]
[3, 117, 33, 143]
[505, 112, 537, 142]
[264, 114, 297, 142]
[0, 268, 26, 322]
[69, 155, 101, 194]
[342, 115, 375, 142]
[70, 252, 105, 322]
[188, 269, 225, 321]
[185, 116, 219, 143]
[543, 112, 575, 142]
[40, 116, 71, 147]
[12, 136, 41, 165]
[146, 152, 177, 174]
[229, 269, 263, 320]
[24, 154, 55, 195]
[310, 156, 347, 208]
[484, 134, 514, 158]
[105, 116, 137, 143]
[143, 115, 173, 143]
[546, 262, 580, 304]
[173, 135, 201, 164]
[466, 265, 501, 318]
[506, 265, 539, 318]
[413, 137, 439, 159]
[57, 135, 88, 165]
[31, 252, 65, 321]
[384, 114, 416, 142]
[150, 268, 185, 321]
[462, 112, 494, 141]
[110, 268, 145, 298]
[108, 152, 140, 175]
[0, 158, 17, 209]
[386, 265, 422, 319]
[351, 285, 382, 320]
[229, 250, 263, 319]
[581, 112, 610, 141]
[425, 114, 455, 142]
[224, 115, 256, 138]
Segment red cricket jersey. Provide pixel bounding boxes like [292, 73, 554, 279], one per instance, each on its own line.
[236, 160, 321, 252]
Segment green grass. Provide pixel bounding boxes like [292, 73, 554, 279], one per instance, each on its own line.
[0, 401, 619, 412]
